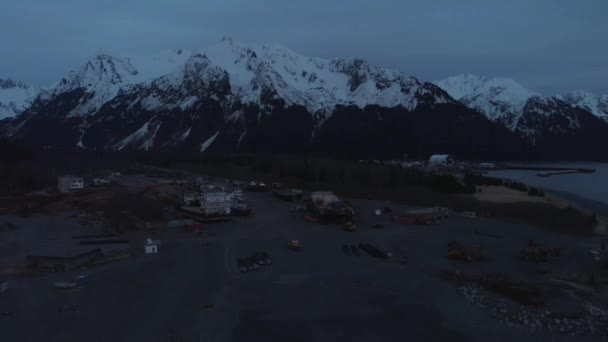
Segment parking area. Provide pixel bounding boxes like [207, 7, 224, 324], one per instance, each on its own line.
[0, 192, 606, 341]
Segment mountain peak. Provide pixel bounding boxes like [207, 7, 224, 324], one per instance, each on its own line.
[559, 89, 608, 121]
[435, 74, 536, 100]
[0, 78, 39, 120]
[434, 74, 539, 128]
[0, 78, 29, 90]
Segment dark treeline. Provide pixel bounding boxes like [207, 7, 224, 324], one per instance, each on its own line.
[0, 143, 137, 195]
[0, 144, 598, 234]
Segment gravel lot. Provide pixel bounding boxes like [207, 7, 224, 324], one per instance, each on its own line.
[0, 191, 606, 341]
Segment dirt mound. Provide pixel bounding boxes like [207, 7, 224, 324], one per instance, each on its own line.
[45, 184, 181, 232]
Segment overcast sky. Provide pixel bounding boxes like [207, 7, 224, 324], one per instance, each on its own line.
[1, 0, 606, 94]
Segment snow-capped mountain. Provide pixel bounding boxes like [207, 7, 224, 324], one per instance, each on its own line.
[434, 74, 608, 159]
[10, 38, 608, 159]
[559, 90, 608, 123]
[435, 74, 608, 131]
[5, 38, 493, 157]
[0, 79, 39, 120]
[434, 74, 537, 130]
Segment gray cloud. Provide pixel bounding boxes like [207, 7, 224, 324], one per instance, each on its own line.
[1, 0, 606, 94]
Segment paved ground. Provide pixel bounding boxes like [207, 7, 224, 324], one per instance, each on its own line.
[0, 192, 605, 341]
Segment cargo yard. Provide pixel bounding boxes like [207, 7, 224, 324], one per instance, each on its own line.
[0, 171, 608, 341]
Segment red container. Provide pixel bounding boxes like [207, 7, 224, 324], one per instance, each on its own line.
[392, 216, 417, 225]
[303, 215, 317, 222]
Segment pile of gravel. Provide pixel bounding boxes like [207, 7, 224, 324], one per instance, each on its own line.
[457, 284, 608, 337]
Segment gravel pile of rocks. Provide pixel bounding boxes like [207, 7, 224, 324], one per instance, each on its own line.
[457, 284, 608, 337]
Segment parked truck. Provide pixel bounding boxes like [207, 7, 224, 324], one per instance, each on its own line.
[393, 207, 449, 225]
[271, 184, 304, 201]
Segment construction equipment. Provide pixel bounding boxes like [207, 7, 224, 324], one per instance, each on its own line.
[520, 241, 561, 262]
[343, 221, 357, 232]
[272, 184, 304, 201]
[288, 240, 301, 251]
[400, 207, 449, 224]
[447, 241, 484, 261]
[462, 211, 477, 219]
[358, 243, 388, 259]
[307, 192, 355, 223]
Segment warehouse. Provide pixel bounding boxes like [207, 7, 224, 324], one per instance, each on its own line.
[428, 154, 454, 168]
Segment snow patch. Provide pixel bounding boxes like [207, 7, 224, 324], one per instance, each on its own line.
[140, 94, 165, 110]
[237, 130, 247, 148]
[200, 130, 219, 152]
[115, 122, 150, 150]
[177, 127, 191, 142]
[179, 96, 198, 110]
[140, 123, 161, 150]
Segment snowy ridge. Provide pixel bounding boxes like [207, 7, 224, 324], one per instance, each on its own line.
[434, 74, 537, 130]
[559, 90, 608, 123]
[23, 38, 452, 125]
[434, 74, 608, 135]
[51, 51, 190, 117]
[0, 38, 458, 151]
[0, 79, 40, 120]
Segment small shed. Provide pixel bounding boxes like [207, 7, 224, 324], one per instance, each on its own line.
[58, 175, 84, 193]
[144, 239, 160, 254]
[428, 155, 454, 168]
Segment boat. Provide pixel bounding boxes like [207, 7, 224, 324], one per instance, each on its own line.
[272, 188, 303, 201]
[232, 200, 252, 216]
[55, 275, 87, 289]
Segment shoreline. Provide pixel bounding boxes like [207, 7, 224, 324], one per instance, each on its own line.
[542, 188, 608, 217]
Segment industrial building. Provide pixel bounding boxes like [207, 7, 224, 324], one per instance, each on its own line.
[57, 175, 85, 193]
[199, 192, 233, 216]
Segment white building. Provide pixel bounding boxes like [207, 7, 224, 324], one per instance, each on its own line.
[200, 192, 233, 216]
[183, 192, 198, 205]
[92, 177, 111, 186]
[310, 191, 340, 208]
[479, 162, 496, 169]
[57, 175, 84, 193]
[144, 239, 160, 254]
[428, 155, 454, 168]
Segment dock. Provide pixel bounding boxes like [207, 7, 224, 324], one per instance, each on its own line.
[536, 170, 592, 177]
[504, 165, 595, 177]
[179, 206, 233, 222]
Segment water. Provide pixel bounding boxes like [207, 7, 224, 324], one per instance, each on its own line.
[487, 162, 608, 216]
